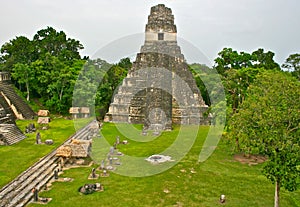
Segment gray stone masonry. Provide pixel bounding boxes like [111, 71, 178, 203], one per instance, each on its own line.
[105, 4, 209, 130]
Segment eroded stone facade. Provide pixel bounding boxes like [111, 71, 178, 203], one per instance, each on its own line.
[104, 4, 208, 130]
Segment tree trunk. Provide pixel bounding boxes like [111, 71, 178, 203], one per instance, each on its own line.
[59, 86, 64, 101]
[26, 82, 30, 101]
[274, 180, 280, 207]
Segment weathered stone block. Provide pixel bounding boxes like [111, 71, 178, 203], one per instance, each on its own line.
[37, 110, 50, 117]
[37, 117, 50, 124]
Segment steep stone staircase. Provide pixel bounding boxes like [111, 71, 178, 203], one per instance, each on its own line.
[0, 81, 35, 120]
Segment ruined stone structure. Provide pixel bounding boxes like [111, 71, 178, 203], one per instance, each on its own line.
[0, 72, 36, 145]
[104, 4, 208, 130]
[0, 72, 35, 120]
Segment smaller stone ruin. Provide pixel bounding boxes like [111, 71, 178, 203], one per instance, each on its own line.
[56, 139, 92, 165]
[37, 110, 50, 126]
[69, 107, 90, 119]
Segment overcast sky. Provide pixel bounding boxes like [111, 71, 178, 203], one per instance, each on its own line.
[1, 0, 299, 66]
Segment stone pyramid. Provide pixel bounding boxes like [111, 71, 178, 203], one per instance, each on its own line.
[0, 72, 35, 145]
[104, 4, 208, 130]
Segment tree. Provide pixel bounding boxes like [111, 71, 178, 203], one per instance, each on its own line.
[228, 71, 300, 207]
[222, 67, 264, 114]
[73, 58, 111, 108]
[0, 26, 85, 113]
[11, 63, 35, 101]
[95, 60, 129, 118]
[189, 63, 212, 105]
[34, 55, 85, 113]
[0, 36, 35, 72]
[33, 26, 83, 62]
[282, 53, 300, 80]
[251, 48, 280, 70]
[214, 48, 248, 75]
[117, 57, 132, 70]
[214, 48, 280, 75]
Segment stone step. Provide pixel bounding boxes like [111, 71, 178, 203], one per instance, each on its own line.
[16, 173, 54, 207]
[0, 116, 12, 124]
[0, 145, 60, 196]
[8, 163, 59, 207]
[14, 157, 58, 191]
[0, 154, 58, 200]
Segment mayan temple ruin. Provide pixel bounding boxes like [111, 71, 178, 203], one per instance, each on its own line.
[104, 4, 208, 130]
[0, 72, 35, 145]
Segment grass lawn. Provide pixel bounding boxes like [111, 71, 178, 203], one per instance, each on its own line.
[28, 123, 300, 207]
[0, 117, 76, 188]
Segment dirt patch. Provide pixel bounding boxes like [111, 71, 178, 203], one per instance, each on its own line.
[234, 154, 267, 166]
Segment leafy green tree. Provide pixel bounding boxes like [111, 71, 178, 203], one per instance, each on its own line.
[11, 63, 35, 101]
[106, 65, 128, 91]
[222, 67, 264, 113]
[214, 48, 253, 75]
[189, 63, 227, 125]
[35, 56, 85, 113]
[0, 36, 35, 71]
[228, 71, 300, 207]
[189, 63, 212, 105]
[33, 26, 83, 62]
[117, 57, 132, 70]
[282, 53, 300, 80]
[251, 48, 280, 70]
[73, 58, 111, 108]
[214, 48, 280, 75]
